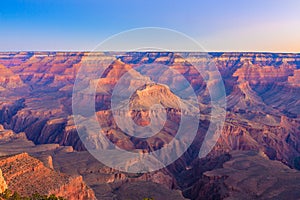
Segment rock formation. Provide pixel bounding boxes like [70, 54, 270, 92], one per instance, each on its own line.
[0, 168, 7, 194]
[0, 153, 95, 200]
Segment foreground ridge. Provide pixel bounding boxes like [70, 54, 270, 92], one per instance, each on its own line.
[0, 153, 96, 200]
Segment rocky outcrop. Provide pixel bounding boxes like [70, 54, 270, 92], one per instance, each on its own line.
[0, 153, 95, 200]
[0, 125, 96, 198]
[0, 168, 7, 194]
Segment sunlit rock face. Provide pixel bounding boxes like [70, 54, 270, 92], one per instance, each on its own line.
[0, 168, 7, 194]
[0, 152, 96, 200]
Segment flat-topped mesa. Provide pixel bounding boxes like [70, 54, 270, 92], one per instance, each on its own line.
[127, 83, 181, 127]
[129, 83, 181, 111]
[0, 153, 96, 200]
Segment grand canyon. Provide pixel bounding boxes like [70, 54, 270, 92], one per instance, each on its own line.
[1, 51, 300, 199]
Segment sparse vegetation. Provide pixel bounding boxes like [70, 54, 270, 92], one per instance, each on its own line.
[0, 189, 66, 200]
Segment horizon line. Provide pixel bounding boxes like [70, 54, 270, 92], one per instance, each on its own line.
[0, 50, 299, 54]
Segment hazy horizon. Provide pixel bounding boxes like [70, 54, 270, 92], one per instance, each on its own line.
[0, 50, 299, 54]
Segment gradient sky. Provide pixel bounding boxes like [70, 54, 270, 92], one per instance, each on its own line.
[0, 0, 299, 52]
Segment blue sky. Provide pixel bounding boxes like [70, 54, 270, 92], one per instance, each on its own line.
[0, 0, 299, 52]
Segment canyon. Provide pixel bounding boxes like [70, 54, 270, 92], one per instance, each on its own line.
[0, 52, 300, 199]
